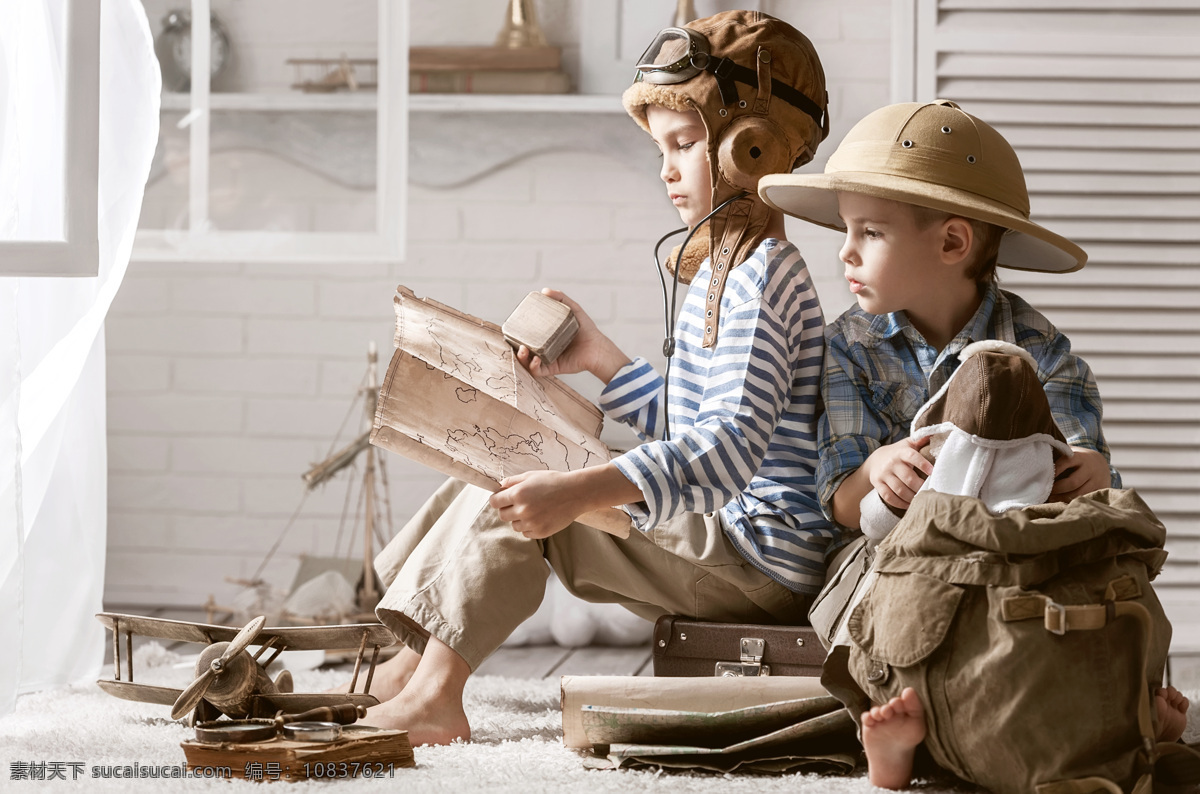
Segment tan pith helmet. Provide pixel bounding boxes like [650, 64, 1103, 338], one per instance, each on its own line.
[623, 10, 829, 346]
[759, 100, 1086, 273]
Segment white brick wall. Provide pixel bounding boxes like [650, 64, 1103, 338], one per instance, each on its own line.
[105, 0, 891, 607]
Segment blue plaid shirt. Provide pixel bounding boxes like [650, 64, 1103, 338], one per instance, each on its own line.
[817, 282, 1119, 533]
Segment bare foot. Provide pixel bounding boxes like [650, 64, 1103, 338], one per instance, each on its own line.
[1156, 686, 1190, 743]
[360, 688, 471, 746]
[357, 636, 473, 746]
[326, 646, 420, 701]
[862, 687, 927, 789]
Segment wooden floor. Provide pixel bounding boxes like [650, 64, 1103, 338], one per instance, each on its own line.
[102, 604, 1200, 689]
[474, 643, 653, 678]
[100, 605, 654, 678]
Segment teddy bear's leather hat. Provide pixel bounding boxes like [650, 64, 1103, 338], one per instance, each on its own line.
[758, 100, 1086, 273]
[911, 340, 1071, 455]
[623, 11, 828, 346]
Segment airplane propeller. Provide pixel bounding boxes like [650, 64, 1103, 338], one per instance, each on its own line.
[170, 615, 266, 720]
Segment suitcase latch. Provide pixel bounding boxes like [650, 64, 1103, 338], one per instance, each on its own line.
[714, 637, 770, 677]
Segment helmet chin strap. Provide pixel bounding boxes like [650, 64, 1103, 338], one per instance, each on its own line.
[652, 191, 748, 441]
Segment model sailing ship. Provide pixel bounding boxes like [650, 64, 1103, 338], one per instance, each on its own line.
[207, 343, 393, 627]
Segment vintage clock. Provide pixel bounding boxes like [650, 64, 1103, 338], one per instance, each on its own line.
[155, 9, 231, 92]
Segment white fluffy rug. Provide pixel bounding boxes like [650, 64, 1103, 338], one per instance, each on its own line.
[1, 645, 1197, 793]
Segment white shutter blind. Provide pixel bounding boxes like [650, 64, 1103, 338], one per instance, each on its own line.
[909, 1, 1200, 632]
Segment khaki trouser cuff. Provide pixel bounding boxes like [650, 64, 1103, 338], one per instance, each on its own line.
[377, 599, 489, 673]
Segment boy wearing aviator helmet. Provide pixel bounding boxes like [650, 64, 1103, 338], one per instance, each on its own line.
[348, 12, 834, 746]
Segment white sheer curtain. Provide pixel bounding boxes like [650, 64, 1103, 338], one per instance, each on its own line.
[0, 0, 160, 717]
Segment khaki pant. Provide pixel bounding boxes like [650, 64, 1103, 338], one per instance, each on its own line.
[374, 479, 813, 670]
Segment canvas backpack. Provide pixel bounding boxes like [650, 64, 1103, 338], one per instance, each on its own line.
[821, 487, 1200, 794]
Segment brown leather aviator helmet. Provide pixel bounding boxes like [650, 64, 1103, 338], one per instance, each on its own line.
[623, 10, 829, 347]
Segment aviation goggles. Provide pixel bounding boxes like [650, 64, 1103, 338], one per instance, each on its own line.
[633, 27, 712, 85]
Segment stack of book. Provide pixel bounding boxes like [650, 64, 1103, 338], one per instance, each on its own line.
[409, 45, 570, 94]
[181, 726, 414, 780]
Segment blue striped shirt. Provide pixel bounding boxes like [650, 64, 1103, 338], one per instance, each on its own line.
[817, 282, 1119, 540]
[599, 239, 832, 594]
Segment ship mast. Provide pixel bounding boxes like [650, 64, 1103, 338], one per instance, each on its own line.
[360, 342, 380, 609]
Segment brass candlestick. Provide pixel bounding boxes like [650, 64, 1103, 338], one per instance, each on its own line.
[674, 0, 697, 26]
[496, 0, 548, 49]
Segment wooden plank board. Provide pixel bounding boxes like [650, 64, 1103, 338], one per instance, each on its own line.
[951, 101, 1200, 128]
[1027, 173, 1200, 196]
[1114, 458, 1200, 481]
[934, 30, 1200, 59]
[551, 646, 653, 677]
[1102, 403, 1200, 423]
[1016, 288, 1199, 310]
[1030, 195, 1200, 220]
[1005, 266, 1200, 289]
[1033, 310, 1200, 334]
[1100, 382, 1200, 401]
[939, 51, 1200, 80]
[1022, 150, 1200, 175]
[1120, 471, 1200, 490]
[474, 645, 572, 678]
[1105, 425, 1200, 447]
[943, 0, 1200, 9]
[941, 78, 1200, 105]
[1064, 333, 1200, 357]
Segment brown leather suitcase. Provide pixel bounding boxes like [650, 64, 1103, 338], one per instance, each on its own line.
[652, 615, 824, 677]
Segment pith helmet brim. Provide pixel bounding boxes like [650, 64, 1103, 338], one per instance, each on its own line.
[758, 171, 1085, 274]
[758, 100, 1086, 274]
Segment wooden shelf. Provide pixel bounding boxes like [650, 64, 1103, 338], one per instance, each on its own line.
[410, 93, 623, 113]
[161, 91, 624, 114]
[160, 91, 376, 112]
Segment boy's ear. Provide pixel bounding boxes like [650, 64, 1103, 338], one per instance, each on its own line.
[941, 217, 974, 268]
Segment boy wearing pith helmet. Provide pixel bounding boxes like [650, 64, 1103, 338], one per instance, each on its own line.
[341, 11, 834, 747]
[760, 99, 1119, 531]
[759, 100, 1123, 785]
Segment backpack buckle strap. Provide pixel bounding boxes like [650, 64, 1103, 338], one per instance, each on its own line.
[1001, 595, 1109, 634]
[1000, 595, 1047, 622]
[1044, 601, 1069, 635]
[1104, 575, 1141, 602]
[1044, 600, 1110, 635]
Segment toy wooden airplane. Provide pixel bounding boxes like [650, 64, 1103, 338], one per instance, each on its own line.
[95, 612, 395, 723]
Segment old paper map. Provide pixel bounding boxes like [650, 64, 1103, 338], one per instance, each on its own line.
[371, 286, 630, 537]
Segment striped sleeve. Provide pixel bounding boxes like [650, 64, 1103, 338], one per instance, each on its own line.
[598, 357, 665, 442]
[611, 296, 793, 529]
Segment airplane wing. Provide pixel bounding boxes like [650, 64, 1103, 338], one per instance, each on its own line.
[254, 692, 381, 713]
[96, 613, 248, 644]
[96, 613, 396, 651]
[255, 623, 396, 651]
[97, 680, 183, 706]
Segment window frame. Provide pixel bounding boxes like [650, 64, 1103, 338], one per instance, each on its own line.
[132, 0, 408, 264]
[0, 0, 101, 277]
